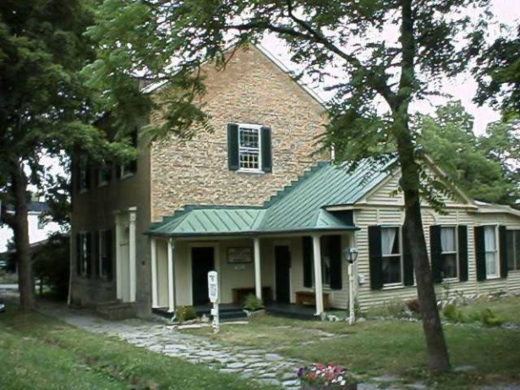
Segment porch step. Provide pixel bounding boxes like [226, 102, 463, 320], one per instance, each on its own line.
[96, 301, 136, 320]
[153, 306, 247, 322]
[266, 305, 319, 321]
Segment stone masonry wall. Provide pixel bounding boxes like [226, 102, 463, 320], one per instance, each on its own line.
[150, 46, 328, 221]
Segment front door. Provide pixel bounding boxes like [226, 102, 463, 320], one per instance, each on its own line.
[191, 247, 215, 306]
[275, 246, 291, 304]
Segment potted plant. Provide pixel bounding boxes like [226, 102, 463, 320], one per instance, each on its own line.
[243, 294, 264, 317]
[298, 364, 357, 390]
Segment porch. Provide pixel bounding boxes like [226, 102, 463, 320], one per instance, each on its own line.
[149, 231, 356, 319]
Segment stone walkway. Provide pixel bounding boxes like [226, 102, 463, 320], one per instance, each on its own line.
[36, 300, 306, 389]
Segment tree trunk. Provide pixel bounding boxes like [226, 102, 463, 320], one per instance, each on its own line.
[394, 111, 451, 373]
[10, 156, 36, 313]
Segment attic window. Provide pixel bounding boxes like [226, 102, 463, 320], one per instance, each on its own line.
[239, 125, 261, 171]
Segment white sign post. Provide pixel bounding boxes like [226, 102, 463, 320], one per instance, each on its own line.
[208, 270, 220, 334]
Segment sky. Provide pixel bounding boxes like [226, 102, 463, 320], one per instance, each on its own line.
[261, 0, 520, 135]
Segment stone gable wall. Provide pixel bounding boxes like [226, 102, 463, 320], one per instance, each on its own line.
[150, 47, 328, 221]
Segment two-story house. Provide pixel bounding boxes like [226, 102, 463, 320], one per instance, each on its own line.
[70, 45, 520, 320]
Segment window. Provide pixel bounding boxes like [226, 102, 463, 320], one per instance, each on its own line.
[238, 125, 261, 172]
[484, 226, 499, 278]
[78, 155, 90, 193]
[98, 162, 111, 187]
[507, 230, 520, 271]
[77, 233, 89, 276]
[381, 227, 402, 285]
[120, 130, 138, 179]
[440, 227, 458, 279]
[98, 230, 112, 279]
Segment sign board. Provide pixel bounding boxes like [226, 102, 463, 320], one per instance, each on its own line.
[227, 247, 253, 263]
[208, 270, 219, 303]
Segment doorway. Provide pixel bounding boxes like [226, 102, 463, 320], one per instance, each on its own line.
[191, 247, 215, 305]
[275, 246, 291, 304]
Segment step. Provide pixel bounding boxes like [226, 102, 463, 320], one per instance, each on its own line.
[96, 302, 136, 321]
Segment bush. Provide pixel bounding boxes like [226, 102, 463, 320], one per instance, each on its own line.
[442, 304, 466, 323]
[175, 306, 198, 323]
[367, 299, 409, 319]
[243, 294, 264, 311]
[33, 233, 70, 299]
[479, 309, 505, 327]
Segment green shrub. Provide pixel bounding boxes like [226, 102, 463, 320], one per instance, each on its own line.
[367, 299, 408, 319]
[479, 309, 505, 327]
[243, 294, 264, 311]
[442, 304, 466, 323]
[175, 306, 198, 323]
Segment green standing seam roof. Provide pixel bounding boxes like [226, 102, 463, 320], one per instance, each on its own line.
[147, 158, 397, 238]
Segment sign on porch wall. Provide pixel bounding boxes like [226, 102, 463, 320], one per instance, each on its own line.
[227, 247, 253, 264]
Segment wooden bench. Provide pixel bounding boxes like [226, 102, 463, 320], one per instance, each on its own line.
[295, 291, 330, 310]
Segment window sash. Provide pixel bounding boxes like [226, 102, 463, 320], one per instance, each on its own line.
[507, 230, 520, 271]
[381, 227, 403, 285]
[98, 231, 108, 278]
[484, 226, 499, 278]
[238, 125, 262, 171]
[440, 226, 458, 279]
[80, 233, 88, 276]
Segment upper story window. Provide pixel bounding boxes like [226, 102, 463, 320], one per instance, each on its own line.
[507, 230, 520, 271]
[227, 123, 272, 173]
[440, 226, 458, 279]
[484, 225, 499, 278]
[119, 130, 138, 179]
[98, 162, 112, 187]
[239, 125, 261, 171]
[78, 155, 90, 193]
[381, 227, 402, 285]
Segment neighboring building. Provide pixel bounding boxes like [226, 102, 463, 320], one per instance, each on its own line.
[0, 201, 61, 253]
[70, 45, 520, 319]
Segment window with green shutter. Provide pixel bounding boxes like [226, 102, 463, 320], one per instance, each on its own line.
[227, 123, 272, 173]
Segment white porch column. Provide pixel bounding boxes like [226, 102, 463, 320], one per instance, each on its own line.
[128, 207, 137, 303]
[312, 234, 324, 315]
[254, 237, 262, 300]
[150, 237, 158, 308]
[115, 213, 123, 301]
[167, 238, 176, 313]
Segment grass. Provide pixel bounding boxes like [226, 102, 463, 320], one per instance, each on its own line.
[182, 299, 520, 390]
[0, 305, 278, 390]
[457, 296, 520, 325]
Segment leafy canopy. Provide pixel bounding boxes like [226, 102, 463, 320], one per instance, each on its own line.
[418, 101, 518, 205]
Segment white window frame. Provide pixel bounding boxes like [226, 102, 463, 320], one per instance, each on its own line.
[120, 163, 135, 180]
[483, 225, 500, 279]
[98, 230, 109, 279]
[381, 225, 404, 288]
[506, 229, 520, 272]
[440, 225, 459, 281]
[79, 232, 88, 277]
[238, 123, 263, 173]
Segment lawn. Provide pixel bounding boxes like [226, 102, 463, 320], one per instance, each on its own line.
[0, 305, 278, 390]
[182, 298, 520, 390]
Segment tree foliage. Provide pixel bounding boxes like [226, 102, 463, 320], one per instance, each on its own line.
[418, 102, 518, 205]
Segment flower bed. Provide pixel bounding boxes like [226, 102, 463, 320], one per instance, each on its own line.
[298, 364, 357, 390]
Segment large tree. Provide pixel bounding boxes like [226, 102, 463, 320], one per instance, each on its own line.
[87, 0, 494, 373]
[0, 0, 127, 312]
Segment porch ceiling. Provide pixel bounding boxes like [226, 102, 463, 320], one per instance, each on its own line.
[147, 157, 397, 238]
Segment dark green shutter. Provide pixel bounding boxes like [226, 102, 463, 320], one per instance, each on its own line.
[329, 235, 342, 290]
[499, 226, 508, 279]
[475, 226, 487, 281]
[106, 229, 113, 280]
[85, 162, 91, 190]
[303, 236, 313, 288]
[368, 226, 383, 290]
[76, 234, 81, 276]
[86, 233, 92, 278]
[227, 124, 239, 170]
[429, 225, 443, 284]
[458, 225, 469, 282]
[261, 127, 272, 173]
[402, 234, 414, 287]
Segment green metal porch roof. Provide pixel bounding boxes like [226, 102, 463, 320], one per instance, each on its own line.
[147, 158, 396, 238]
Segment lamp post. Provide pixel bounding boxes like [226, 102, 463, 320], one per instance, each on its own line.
[344, 247, 358, 325]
